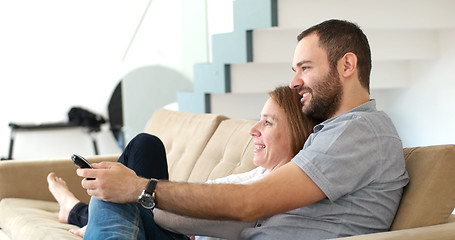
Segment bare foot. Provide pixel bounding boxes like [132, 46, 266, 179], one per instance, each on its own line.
[69, 225, 86, 238]
[47, 172, 81, 224]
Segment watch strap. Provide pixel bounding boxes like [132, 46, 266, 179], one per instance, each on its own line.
[145, 178, 158, 195]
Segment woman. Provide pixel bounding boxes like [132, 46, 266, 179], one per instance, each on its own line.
[154, 85, 318, 240]
[47, 86, 317, 238]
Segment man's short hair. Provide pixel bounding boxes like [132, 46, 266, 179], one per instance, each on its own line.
[297, 19, 372, 91]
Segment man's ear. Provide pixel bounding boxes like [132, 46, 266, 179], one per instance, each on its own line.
[338, 52, 357, 79]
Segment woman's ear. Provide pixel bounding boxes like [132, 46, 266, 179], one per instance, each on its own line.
[338, 52, 357, 79]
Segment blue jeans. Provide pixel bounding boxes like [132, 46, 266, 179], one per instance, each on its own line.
[84, 197, 189, 240]
[82, 133, 189, 239]
[68, 133, 170, 227]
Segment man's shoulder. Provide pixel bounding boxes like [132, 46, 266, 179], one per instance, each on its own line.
[308, 107, 400, 152]
[326, 103, 396, 135]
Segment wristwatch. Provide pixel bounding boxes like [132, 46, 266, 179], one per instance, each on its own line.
[138, 178, 158, 209]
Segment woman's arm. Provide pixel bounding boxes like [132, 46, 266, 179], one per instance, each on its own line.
[154, 208, 255, 239]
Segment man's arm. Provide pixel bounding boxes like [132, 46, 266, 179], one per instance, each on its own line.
[154, 208, 255, 239]
[78, 161, 326, 222]
[155, 162, 325, 221]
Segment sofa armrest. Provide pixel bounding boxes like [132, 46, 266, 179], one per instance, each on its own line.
[0, 155, 119, 203]
[332, 221, 455, 240]
[448, 214, 455, 223]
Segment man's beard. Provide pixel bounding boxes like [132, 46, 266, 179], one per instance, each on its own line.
[300, 68, 343, 121]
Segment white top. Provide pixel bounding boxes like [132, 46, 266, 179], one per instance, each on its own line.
[154, 167, 269, 240]
[205, 166, 268, 185]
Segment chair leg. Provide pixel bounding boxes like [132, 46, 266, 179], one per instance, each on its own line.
[7, 128, 16, 160]
[89, 131, 99, 155]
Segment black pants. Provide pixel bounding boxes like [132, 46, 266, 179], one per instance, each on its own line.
[68, 133, 169, 227]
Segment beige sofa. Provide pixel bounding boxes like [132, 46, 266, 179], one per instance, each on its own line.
[0, 109, 454, 240]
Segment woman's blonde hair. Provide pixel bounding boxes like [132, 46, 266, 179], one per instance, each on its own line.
[268, 86, 318, 156]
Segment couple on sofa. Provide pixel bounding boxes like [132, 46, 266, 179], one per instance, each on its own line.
[47, 19, 409, 239]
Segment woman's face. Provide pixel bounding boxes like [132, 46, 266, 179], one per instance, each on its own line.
[249, 98, 293, 172]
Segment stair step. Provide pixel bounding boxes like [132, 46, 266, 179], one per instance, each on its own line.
[252, 28, 439, 63]
[179, 0, 452, 115]
[229, 60, 412, 94]
[230, 62, 293, 93]
[370, 61, 411, 89]
[210, 92, 268, 120]
[277, 0, 455, 29]
[211, 32, 251, 64]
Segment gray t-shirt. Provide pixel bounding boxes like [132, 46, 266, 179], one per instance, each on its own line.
[241, 100, 409, 240]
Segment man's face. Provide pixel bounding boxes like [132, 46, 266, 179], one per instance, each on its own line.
[290, 34, 343, 121]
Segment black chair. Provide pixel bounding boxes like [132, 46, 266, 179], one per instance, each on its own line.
[107, 80, 124, 149]
[1, 81, 123, 160]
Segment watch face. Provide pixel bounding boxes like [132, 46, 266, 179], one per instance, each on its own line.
[139, 193, 155, 209]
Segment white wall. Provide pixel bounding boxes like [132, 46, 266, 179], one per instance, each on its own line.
[0, 0, 213, 159]
[372, 30, 455, 148]
[0, 0, 141, 159]
[121, 0, 209, 142]
[120, 0, 233, 143]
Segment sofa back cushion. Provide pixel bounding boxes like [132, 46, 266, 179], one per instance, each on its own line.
[391, 144, 455, 230]
[187, 119, 257, 183]
[0, 154, 117, 203]
[144, 109, 228, 182]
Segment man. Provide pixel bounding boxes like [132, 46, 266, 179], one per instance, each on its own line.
[78, 19, 409, 239]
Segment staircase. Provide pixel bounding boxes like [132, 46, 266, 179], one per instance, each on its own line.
[178, 0, 455, 120]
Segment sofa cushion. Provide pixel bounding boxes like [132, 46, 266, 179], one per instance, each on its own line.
[0, 155, 118, 204]
[391, 144, 455, 230]
[335, 221, 455, 240]
[0, 230, 10, 240]
[144, 109, 228, 182]
[0, 198, 80, 240]
[187, 119, 258, 183]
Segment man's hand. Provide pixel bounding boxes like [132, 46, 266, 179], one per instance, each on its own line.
[76, 162, 148, 203]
